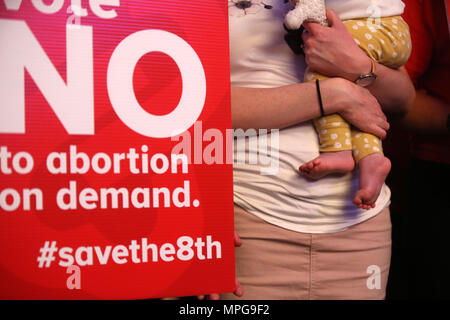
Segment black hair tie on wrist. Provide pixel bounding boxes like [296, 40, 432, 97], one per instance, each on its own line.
[316, 79, 325, 117]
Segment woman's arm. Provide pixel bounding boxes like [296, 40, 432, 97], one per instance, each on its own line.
[301, 10, 415, 115]
[232, 77, 390, 139]
[397, 90, 449, 134]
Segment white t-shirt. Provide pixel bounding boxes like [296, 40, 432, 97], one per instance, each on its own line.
[230, 0, 394, 233]
[326, 0, 405, 20]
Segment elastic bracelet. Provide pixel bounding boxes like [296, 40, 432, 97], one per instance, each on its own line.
[316, 79, 325, 117]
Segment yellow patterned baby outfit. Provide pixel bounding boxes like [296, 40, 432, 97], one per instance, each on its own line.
[306, 16, 411, 162]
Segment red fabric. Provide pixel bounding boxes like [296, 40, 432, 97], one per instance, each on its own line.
[447, 0, 450, 27]
[402, 0, 450, 164]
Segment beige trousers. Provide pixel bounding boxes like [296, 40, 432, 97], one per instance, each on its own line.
[222, 206, 392, 300]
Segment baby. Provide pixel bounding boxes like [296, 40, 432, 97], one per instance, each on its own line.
[285, 0, 411, 209]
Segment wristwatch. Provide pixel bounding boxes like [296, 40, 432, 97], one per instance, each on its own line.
[355, 58, 377, 87]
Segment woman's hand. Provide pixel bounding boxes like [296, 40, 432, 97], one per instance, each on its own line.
[301, 9, 415, 115]
[320, 78, 390, 139]
[197, 232, 243, 300]
[302, 9, 372, 81]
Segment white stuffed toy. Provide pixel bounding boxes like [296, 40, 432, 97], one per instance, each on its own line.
[285, 0, 328, 30]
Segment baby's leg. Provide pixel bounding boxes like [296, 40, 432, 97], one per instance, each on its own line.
[342, 16, 411, 208]
[299, 70, 354, 179]
[343, 17, 411, 69]
[351, 131, 391, 210]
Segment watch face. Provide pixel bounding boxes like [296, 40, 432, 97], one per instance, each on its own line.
[356, 74, 376, 87]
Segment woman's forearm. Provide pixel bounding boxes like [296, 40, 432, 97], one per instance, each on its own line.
[231, 78, 390, 138]
[231, 82, 318, 130]
[319, 50, 415, 115]
[365, 65, 416, 115]
[397, 90, 449, 134]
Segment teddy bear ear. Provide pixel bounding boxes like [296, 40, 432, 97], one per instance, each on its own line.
[284, 25, 305, 55]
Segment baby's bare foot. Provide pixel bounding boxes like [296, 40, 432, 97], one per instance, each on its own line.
[299, 150, 354, 179]
[353, 154, 391, 210]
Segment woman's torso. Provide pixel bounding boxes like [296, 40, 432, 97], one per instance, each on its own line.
[230, 0, 392, 233]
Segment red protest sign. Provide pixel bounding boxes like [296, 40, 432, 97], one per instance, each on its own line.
[0, 0, 234, 299]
